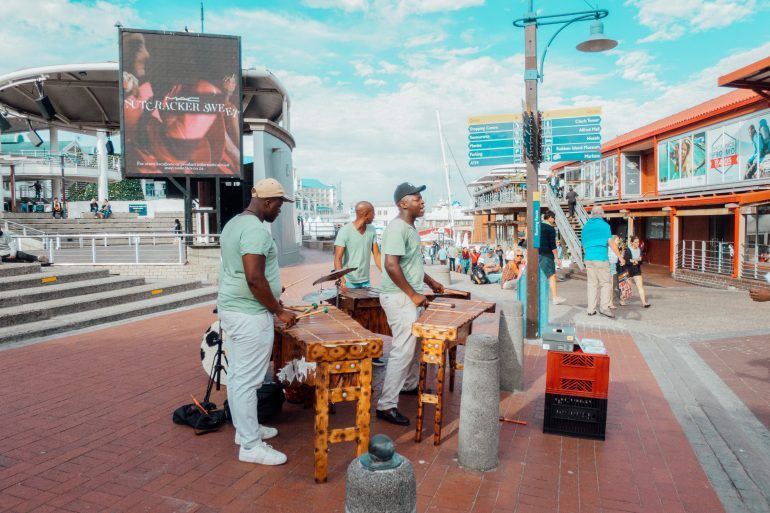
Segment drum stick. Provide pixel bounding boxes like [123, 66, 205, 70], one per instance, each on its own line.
[283, 274, 314, 290]
[498, 416, 527, 425]
[285, 303, 318, 313]
[442, 288, 467, 296]
[296, 307, 329, 320]
[190, 394, 209, 415]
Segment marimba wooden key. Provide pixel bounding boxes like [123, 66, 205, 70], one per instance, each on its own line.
[411, 298, 496, 445]
[273, 306, 383, 483]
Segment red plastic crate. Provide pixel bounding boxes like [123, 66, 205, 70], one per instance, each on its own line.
[545, 349, 610, 399]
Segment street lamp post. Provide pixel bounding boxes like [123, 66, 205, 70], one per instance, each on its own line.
[514, 2, 617, 339]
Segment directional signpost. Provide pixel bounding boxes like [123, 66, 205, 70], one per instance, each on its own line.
[467, 114, 523, 167]
[541, 106, 602, 163]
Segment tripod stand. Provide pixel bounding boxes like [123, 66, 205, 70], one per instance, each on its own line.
[203, 308, 228, 404]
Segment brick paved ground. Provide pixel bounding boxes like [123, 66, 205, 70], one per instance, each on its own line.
[0, 279, 725, 513]
[692, 335, 770, 431]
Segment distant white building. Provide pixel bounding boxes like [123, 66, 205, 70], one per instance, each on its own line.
[296, 178, 338, 215]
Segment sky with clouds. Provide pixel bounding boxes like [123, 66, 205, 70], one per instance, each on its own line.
[1, 0, 769, 206]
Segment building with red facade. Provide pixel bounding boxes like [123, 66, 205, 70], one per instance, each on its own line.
[553, 56, 770, 289]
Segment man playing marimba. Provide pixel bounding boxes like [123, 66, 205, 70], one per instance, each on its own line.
[217, 178, 297, 465]
[333, 200, 385, 366]
[376, 183, 444, 426]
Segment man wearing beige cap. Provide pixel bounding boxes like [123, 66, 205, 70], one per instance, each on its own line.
[218, 178, 296, 465]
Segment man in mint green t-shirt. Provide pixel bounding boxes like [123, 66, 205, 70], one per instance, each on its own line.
[217, 178, 297, 467]
[376, 183, 444, 427]
[333, 201, 382, 289]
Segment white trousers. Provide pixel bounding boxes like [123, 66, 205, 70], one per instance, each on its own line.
[377, 292, 423, 411]
[219, 310, 274, 450]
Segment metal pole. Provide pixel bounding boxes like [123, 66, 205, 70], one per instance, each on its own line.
[524, 10, 540, 339]
[200, 1, 205, 33]
[215, 177, 221, 234]
[436, 110, 455, 237]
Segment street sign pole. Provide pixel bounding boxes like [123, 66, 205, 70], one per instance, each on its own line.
[524, 9, 541, 340]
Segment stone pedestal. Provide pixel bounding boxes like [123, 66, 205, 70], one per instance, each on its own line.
[458, 334, 500, 471]
[499, 301, 524, 392]
[345, 434, 416, 513]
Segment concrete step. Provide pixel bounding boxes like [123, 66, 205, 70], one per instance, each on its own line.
[0, 286, 218, 344]
[1, 275, 146, 307]
[0, 263, 41, 278]
[0, 268, 111, 292]
[0, 280, 204, 327]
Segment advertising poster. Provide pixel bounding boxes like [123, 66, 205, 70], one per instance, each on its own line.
[623, 155, 641, 196]
[120, 29, 242, 177]
[738, 112, 770, 180]
[660, 132, 706, 190]
[584, 156, 617, 199]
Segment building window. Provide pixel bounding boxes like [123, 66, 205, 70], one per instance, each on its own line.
[622, 155, 641, 196]
[646, 216, 670, 240]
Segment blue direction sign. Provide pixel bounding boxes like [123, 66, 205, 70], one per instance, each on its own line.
[467, 114, 523, 167]
[541, 107, 602, 163]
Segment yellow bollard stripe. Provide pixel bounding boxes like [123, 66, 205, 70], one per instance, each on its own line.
[41, 276, 57, 284]
[150, 289, 164, 295]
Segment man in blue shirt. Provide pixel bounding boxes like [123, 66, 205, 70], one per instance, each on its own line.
[581, 206, 624, 318]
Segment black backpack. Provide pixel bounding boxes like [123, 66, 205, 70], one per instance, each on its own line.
[471, 266, 490, 284]
[172, 401, 229, 435]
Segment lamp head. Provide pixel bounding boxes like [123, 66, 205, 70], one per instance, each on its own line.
[576, 19, 617, 53]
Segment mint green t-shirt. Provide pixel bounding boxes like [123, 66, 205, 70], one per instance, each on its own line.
[217, 214, 281, 314]
[334, 222, 377, 284]
[380, 218, 424, 294]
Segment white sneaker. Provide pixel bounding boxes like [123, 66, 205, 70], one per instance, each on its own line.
[238, 441, 287, 466]
[552, 296, 566, 305]
[235, 425, 278, 445]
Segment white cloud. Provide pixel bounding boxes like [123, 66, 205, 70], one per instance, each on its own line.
[364, 78, 387, 87]
[303, 0, 369, 11]
[628, 0, 757, 42]
[391, 0, 485, 15]
[405, 33, 446, 48]
[0, 0, 140, 74]
[352, 61, 376, 76]
[612, 50, 664, 90]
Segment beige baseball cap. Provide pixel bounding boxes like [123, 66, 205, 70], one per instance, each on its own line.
[251, 178, 294, 202]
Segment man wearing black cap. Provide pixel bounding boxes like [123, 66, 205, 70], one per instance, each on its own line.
[376, 182, 444, 426]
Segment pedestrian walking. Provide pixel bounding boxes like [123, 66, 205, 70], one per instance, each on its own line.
[566, 186, 578, 218]
[621, 236, 650, 308]
[447, 244, 458, 272]
[581, 206, 624, 318]
[459, 247, 471, 274]
[540, 211, 565, 305]
[437, 245, 447, 265]
[608, 234, 621, 309]
[33, 180, 42, 200]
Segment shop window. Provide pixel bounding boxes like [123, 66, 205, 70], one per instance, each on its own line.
[622, 155, 641, 196]
[646, 217, 670, 240]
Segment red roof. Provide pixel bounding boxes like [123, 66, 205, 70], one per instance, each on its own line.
[718, 55, 770, 89]
[552, 88, 763, 171]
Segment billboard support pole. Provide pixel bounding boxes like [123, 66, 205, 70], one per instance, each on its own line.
[215, 177, 221, 234]
[185, 177, 193, 244]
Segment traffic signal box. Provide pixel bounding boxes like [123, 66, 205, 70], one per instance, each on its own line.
[543, 340, 610, 440]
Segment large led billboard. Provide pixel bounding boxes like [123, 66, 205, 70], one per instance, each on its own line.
[120, 29, 242, 178]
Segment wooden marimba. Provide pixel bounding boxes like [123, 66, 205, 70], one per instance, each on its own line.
[331, 287, 472, 337]
[273, 306, 383, 483]
[411, 297, 496, 445]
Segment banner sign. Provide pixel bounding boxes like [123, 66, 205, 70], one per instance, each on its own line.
[541, 106, 602, 163]
[658, 107, 769, 191]
[119, 29, 242, 178]
[467, 114, 523, 167]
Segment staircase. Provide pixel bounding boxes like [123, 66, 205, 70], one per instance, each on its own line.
[543, 186, 587, 271]
[0, 263, 216, 345]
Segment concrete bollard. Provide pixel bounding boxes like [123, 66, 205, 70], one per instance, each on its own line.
[345, 434, 416, 513]
[431, 266, 452, 286]
[499, 301, 524, 392]
[458, 334, 500, 471]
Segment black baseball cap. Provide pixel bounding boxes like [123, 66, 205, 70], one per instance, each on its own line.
[393, 182, 426, 204]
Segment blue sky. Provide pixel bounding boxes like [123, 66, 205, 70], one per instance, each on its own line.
[2, 0, 769, 206]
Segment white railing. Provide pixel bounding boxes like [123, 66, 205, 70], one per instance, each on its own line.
[9, 150, 122, 171]
[676, 240, 734, 276]
[2, 219, 49, 251]
[740, 243, 770, 282]
[9, 233, 220, 265]
[544, 185, 584, 271]
[474, 185, 525, 208]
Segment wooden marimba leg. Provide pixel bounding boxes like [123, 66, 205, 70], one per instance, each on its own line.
[355, 359, 373, 456]
[433, 349, 447, 446]
[314, 363, 330, 483]
[414, 359, 428, 442]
